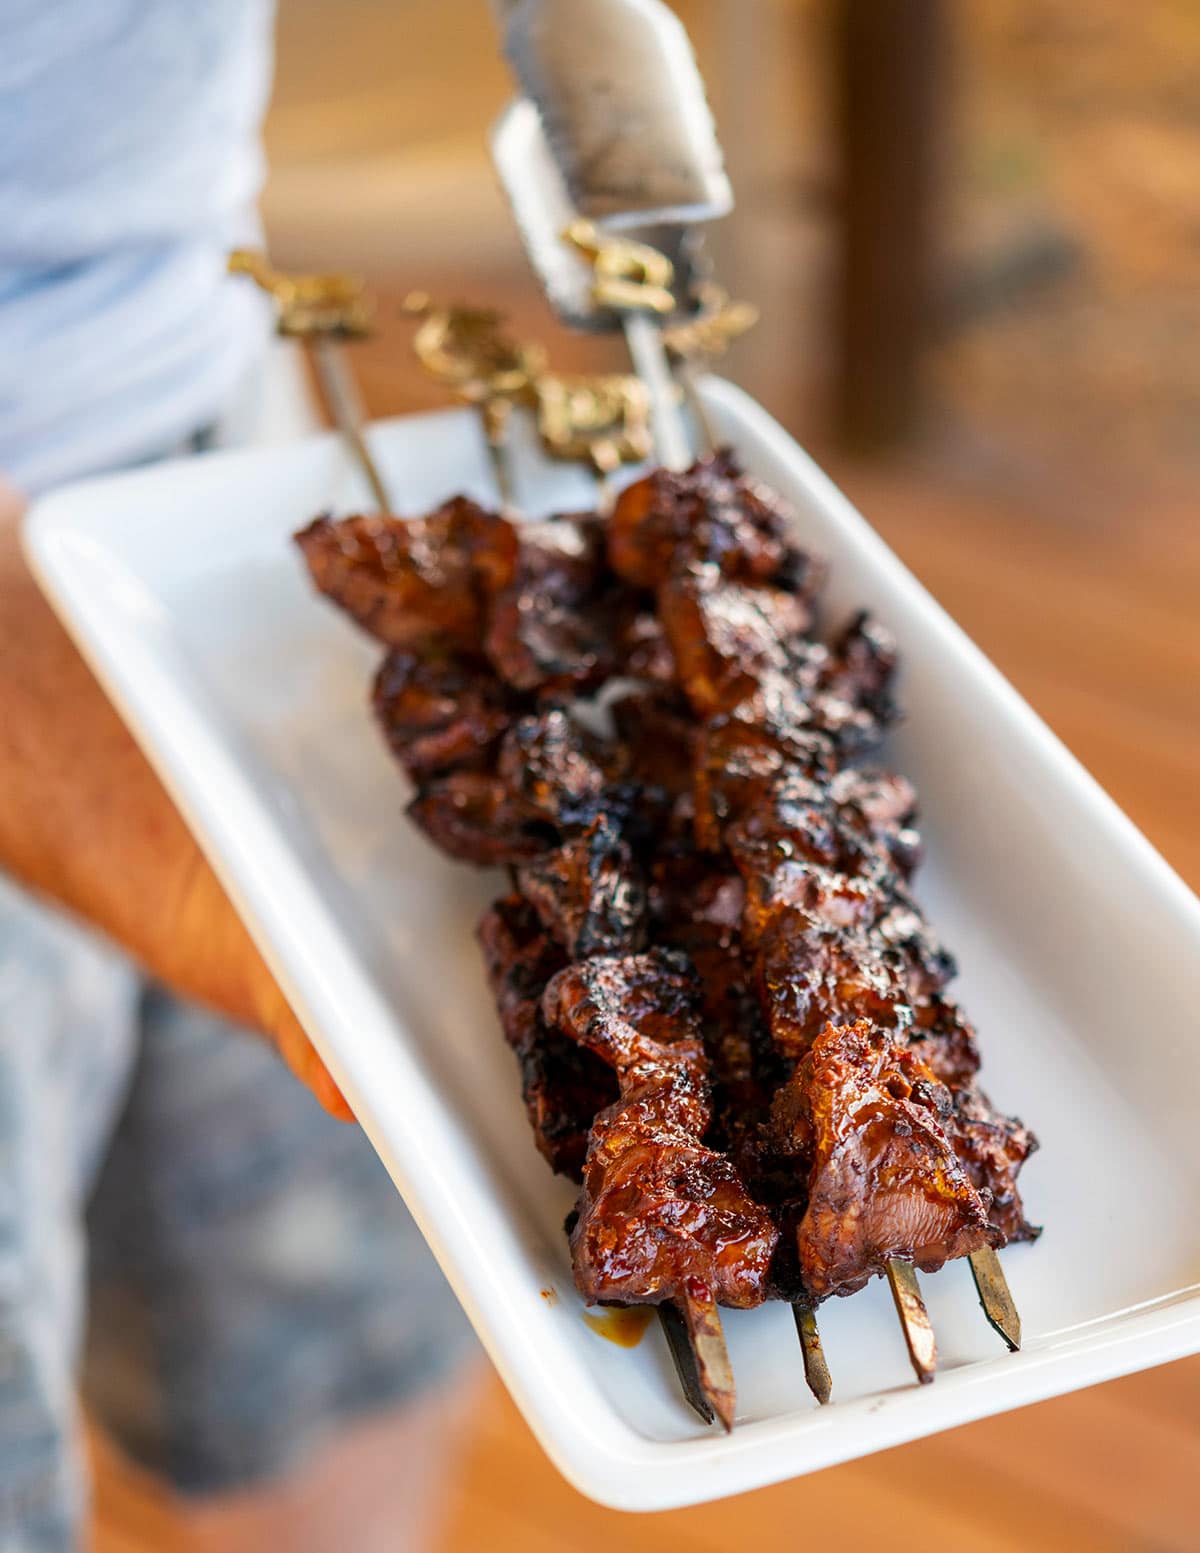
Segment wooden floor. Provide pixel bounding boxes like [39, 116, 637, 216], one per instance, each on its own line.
[93, 3, 1200, 1546]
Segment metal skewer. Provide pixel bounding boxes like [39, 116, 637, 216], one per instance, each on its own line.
[228, 250, 391, 512]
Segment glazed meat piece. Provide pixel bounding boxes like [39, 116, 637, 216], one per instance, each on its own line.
[829, 766, 922, 879]
[477, 895, 563, 1056]
[515, 814, 647, 959]
[872, 901, 956, 1001]
[907, 997, 981, 1089]
[496, 707, 619, 829]
[775, 1020, 997, 1298]
[616, 607, 677, 685]
[543, 951, 778, 1309]
[738, 855, 888, 953]
[756, 907, 908, 1060]
[951, 1083, 1040, 1244]
[692, 713, 832, 852]
[407, 771, 555, 865]
[295, 498, 517, 652]
[822, 613, 899, 728]
[485, 513, 617, 693]
[720, 763, 907, 943]
[659, 563, 819, 720]
[648, 851, 746, 953]
[659, 561, 899, 753]
[478, 897, 615, 1178]
[646, 851, 759, 1071]
[611, 688, 696, 798]
[608, 450, 820, 590]
[371, 649, 512, 777]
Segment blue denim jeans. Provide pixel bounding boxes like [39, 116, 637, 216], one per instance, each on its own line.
[0, 875, 473, 1552]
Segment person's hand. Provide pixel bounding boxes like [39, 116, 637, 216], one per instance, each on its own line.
[0, 479, 353, 1120]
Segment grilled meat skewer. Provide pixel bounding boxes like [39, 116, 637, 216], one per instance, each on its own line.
[295, 449, 1037, 1411]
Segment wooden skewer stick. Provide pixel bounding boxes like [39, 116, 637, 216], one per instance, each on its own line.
[885, 1259, 937, 1384]
[678, 1285, 737, 1433]
[228, 250, 392, 512]
[969, 1246, 1021, 1352]
[308, 337, 391, 513]
[792, 1304, 833, 1406]
[657, 1302, 715, 1426]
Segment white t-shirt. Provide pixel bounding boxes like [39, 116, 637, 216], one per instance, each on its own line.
[0, 0, 276, 492]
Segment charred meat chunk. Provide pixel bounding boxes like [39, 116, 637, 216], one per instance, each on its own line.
[516, 815, 647, 959]
[371, 650, 512, 777]
[295, 498, 517, 652]
[907, 997, 982, 1089]
[608, 451, 819, 590]
[407, 771, 555, 865]
[756, 908, 909, 1060]
[478, 897, 615, 1178]
[611, 688, 697, 799]
[485, 513, 616, 693]
[544, 952, 778, 1309]
[829, 766, 922, 879]
[692, 714, 833, 852]
[496, 707, 619, 828]
[825, 612, 899, 728]
[778, 1020, 997, 1298]
[951, 1084, 1040, 1245]
[660, 563, 819, 721]
[616, 607, 677, 685]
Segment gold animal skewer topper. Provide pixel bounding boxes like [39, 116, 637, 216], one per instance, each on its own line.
[403, 293, 652, 476]
[228, 249, 390, 511]
[228, 250, 373, 339]
[563, 218, 677, 316]
[663, 283, 759, 363]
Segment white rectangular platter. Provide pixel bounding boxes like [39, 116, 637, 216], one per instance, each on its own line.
[25, 382, 1200, 1511]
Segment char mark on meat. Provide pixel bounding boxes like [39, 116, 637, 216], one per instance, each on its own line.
[478, 897, 615, 1179]
[952, 1083, 1040, 1244]
[496, 707, 620, 829]
[516, 814, 647, 959]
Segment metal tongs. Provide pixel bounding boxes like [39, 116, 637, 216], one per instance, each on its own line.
[490, 0, 1021, 1427]
[492, 0, 733, 472]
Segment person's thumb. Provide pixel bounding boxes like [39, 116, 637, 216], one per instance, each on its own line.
[248, 960, 357, 1123]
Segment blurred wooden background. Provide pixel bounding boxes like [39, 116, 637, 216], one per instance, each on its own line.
[95, 1, 1199, 1548]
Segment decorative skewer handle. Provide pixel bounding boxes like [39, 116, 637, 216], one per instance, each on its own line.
[564, 220, 691, 471]
[228, 250, 391, 512]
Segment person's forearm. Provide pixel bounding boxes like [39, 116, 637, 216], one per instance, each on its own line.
[0, 485, 350, 1116]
